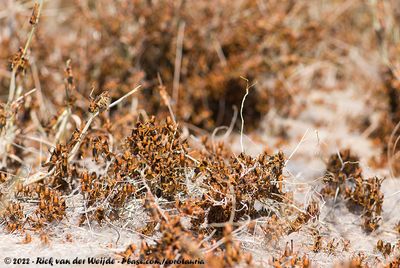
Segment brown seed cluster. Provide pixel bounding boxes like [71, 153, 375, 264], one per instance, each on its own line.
[10, 47, 28, 75]
[124, 116, 189, 200]
[321, 149, 362, 197]
[0, 172, 7, 184]
[89, 135, 113, 162]
[9, 183, 66, 233]
[270, 242, 310, 268]
[79, 170, 135, 225]
[307, 230, 350, 255]
[205, 224, 253, 268]
[289, 201, 320, 233]
[260, 215, 286, 243]
[194, 143, 288, 227]
[395, 221, 400, 235]
[64, 60, 77, 107]
[138, 217, 203, 263]
[29, 2, 40, 26]
[89, 90, 111, 114]
[0, 104, 7, 130]
[376, 239, 394, 257]
[334, 254, 367, 268]
[1, 202, 25, 233]
[322, 149, 384, 232]
[31, 186, 66, 230]
[43, 144, 69, 178]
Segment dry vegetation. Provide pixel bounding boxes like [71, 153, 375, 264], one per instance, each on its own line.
[1, 0, 400, 267]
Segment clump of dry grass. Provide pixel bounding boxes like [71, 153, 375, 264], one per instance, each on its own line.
[321, 149, 384, 232]
[269, 242, 311, 268]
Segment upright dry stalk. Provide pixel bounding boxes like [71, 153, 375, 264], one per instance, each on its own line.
[8, 0, 44, 104]
[388, 121, 400, 179]
[25, 85, 142, 185]
[1, 0, 44, 167]
[54, 60, 75, 145]
[172, 21, 185, 106]
[68, 85, 142, 162]
[239, 77, 256, 153]
[157, 74, 177, 124]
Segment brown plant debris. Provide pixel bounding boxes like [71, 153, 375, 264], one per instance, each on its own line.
[322, 149, 384, 232]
